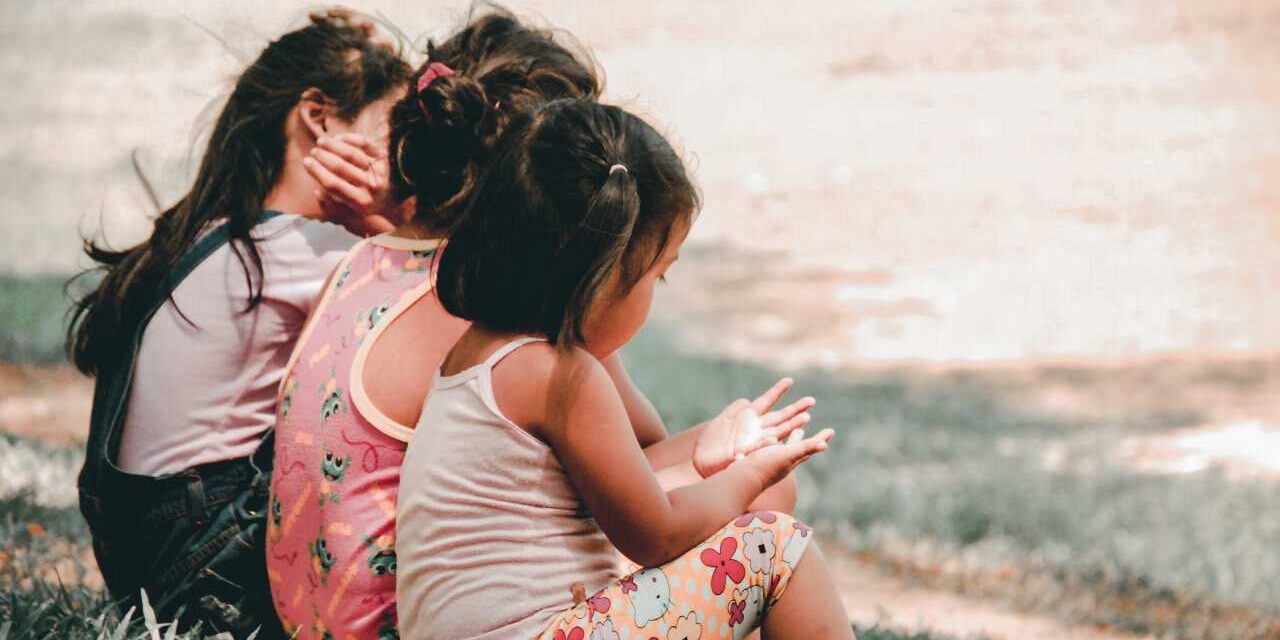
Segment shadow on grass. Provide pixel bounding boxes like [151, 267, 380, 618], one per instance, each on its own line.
[622, 323, 1280, 637]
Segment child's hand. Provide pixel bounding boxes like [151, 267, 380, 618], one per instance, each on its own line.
[306, 133, 402, 234]
[737, 428, 834, 490]
[309, 6, 398, 51]
[691, 378, 815, 478]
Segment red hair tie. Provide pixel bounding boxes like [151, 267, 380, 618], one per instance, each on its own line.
[416, 62, 455, 122]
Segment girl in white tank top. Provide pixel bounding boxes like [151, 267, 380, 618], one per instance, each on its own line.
[397, 101, 853, 639]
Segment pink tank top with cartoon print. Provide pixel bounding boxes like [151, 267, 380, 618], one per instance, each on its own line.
[266, 234, 442, 640]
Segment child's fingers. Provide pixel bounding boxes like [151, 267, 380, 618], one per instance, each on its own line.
[304, 157, 373, 210]
[336, 131, 388, 159]
[780, 429, 831, 469]
[783, 428, 831, 455]
[741, 435, 779, 457]
[801, 428, 835, 453]
[312, 145, 377, 189]
[320, 136, 378, 172]
[326, 133, 385, 164]
[760, 396, 815, 427]
[749, 378, 793, 415]
[761, 412, 810, 443]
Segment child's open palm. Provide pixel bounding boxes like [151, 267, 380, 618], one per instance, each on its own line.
[691, 378, 815, 478]
[738, 427, 834, 489]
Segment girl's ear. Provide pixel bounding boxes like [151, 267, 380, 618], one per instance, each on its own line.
[298, 87, 331, 141]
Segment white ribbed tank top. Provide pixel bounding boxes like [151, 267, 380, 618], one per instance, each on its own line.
[396, 337, 618, 640]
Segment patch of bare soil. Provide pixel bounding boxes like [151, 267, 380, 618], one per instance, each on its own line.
[0, 364, 91, 445]
[826, 542, 1154, 640]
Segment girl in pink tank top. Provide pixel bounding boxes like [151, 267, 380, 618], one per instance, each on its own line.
[267, 10, 605, 639]
[267, 234, 446, 639]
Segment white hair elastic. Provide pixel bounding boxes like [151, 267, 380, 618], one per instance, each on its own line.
[609, 163, 628, 176]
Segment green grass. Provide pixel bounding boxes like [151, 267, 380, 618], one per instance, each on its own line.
[0, 498, 963, 640]
[3, 273, 1279, 638]
[620, 324, 1280, 637]
[0, 272, 94, 365]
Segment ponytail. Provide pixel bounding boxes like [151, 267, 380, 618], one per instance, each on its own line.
[555, 162, 640, 346]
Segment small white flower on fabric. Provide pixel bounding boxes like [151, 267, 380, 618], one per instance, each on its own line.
[741, 527, 776, 574]
[591, 619, 621, 640]
[666, 612, 703, 640]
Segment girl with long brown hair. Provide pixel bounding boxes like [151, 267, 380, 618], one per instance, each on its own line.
[68, 11, 411, 637]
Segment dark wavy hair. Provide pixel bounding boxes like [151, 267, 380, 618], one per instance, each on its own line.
[67, 15, 412, 375]
[436, 99, 700, 347]
[387, 7, 601, 233]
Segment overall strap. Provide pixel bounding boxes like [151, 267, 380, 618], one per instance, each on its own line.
[80, 210, 286, 496]
[163, 210, 284, 290]
[77, 209, 286, 588]
[100, 210, 286, 447]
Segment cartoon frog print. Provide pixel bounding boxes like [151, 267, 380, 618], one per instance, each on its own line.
[364, 535, 397, 577]
[333, 263, 352, 291]
[318, 450, 350, 505]
[376, 623, 399, 640]
[318, 373, 347, 429]
[270, 495, 283, 528]
[280, 377, 298, 421]
[266, 494, 285, 544]
[353, 296, 393, 342]
[321, 450, 349, 483]
[309, 532, 335, 584]
[402, 250, 435, 274]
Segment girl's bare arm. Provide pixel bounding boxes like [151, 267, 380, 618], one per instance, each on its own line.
[600, 352, 668, 447]
[496, 345, 829, 568]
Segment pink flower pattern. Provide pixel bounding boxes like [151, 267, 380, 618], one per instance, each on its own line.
[700, 537, 747, 595]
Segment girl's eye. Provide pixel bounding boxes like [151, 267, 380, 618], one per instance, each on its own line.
[658, 274, 668, 283]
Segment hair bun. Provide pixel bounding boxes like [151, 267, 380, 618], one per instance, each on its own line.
[386, 9, 601, 231]
[418, 73, 489, 136]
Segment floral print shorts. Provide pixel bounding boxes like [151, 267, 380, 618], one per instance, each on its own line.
[538, 511, 813, 640]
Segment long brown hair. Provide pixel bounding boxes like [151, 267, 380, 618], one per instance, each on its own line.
[68, 15, 411, 375]
[386, 7, 601, 233]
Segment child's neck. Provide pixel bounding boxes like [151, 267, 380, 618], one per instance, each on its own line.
[442, 325, 537, 375]
[263, 147, 323, 219]
[390, 218, 447, 241]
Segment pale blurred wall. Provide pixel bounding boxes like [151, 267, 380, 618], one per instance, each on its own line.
[3, 0, 1278, 362]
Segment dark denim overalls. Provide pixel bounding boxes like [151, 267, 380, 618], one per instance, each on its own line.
[78, 211, 285, 639]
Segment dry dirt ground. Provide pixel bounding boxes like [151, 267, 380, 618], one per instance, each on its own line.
[828, 550, 1153, 640]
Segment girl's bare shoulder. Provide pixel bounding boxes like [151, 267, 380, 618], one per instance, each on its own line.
[492, 342, 614, 431]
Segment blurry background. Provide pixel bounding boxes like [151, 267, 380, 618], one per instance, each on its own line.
[1, 1, 1277, 639]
